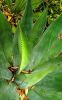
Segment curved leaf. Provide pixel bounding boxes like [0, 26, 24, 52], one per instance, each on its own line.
[0, 45, 12, 80]
[13, 26, 21, 66]
[18, 0, 32, 71]
[30, 9, 47, 47]
[16, 55, 62, 88]
[28, 69, 62, 100]
[19, 66, 54, 88]
[0, 11, 13, 64]
[28, 14, 62, 69]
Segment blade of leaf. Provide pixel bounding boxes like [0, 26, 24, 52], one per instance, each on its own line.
[18, 0, 32, 72]
[28, 14, 62, 69]
[28, 85, 62, 100]
[30, 9, 47, 47]
[19, 28, 30, 70]
[0, 80, 19, 100]
[20, 0, 32, 38]
[13, 26, 21, 66]
[30, 69, 62, 100]
[0, 45, 12, 80]
[0, 68, 12, 80]
[0, 11, 13, 64]
[18, 66, 55, 88]
[17, 55, 62, 88]
[28, 89, 42, 100]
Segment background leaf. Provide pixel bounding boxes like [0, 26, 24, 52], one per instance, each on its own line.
[5, 0, 12, 10]
[14, 0, 43, 13]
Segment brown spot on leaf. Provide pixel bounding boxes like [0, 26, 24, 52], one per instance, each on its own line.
[8, 66, 18, 74]
[58, 33, 62, 39]
[21, 69, 32, 74]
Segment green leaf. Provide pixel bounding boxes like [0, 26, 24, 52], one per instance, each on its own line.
[19, 0, 32, 71]
[32, 0, 43, 9]
[39, 69, 62, 92]
[28, 87, 62, 100]
[16, 55, 62, 88]
[0, 45, 12, 80]
[0, 80, 19, 100]
[0, 68, 12, 80]
[20, 0, 32, 37]
[0, 11, 13, 64]
[28, 89, 42, 100]
[5, 0, 12, 10]
[28, 69, 62, 100]
[13, 0, 26, 12]
[28, 14, 62, 69]
[13, 0, 42, 13]
[17, 66, 55, 88]
[13, 26, 21, 66]
[30, 9, 47, 47]
[15, 73, 26, 85]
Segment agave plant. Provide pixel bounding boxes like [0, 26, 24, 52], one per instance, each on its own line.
[0, 0, 62, 100]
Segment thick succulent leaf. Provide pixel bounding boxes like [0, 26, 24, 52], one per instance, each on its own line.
[28, 69, 62, 100]
[19, 28, 31, 72]
[16, 55, 62, 88]
[19, 66, 54, 88]
[0, 68, 12, 80]
[28, 89, 42, 100]
[0, 45, 12, 80]
[15, 73, 26, 85]
[14, 0, 42, 13]
[28, 88, 62, 100]
[19, 0, 32, 71]
[30, 9, 47, 47]
[28, 14, 62, 69]
[20, 0, 32, 38]
[5, 0, 12, 9]
[0, 45, 9, 69]
[38, 69, 62, 92]
[0, 80, 19, 100]
[0, 11, 13, 64]
[13, 26, 21, 66]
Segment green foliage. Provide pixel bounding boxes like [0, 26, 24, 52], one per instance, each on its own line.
[0, 0, 62, 100]
[45, 0, 62, 24]
[5, 0, 12, 9]
[0, 79, 19, 100]
[13, 0, 43, 13]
